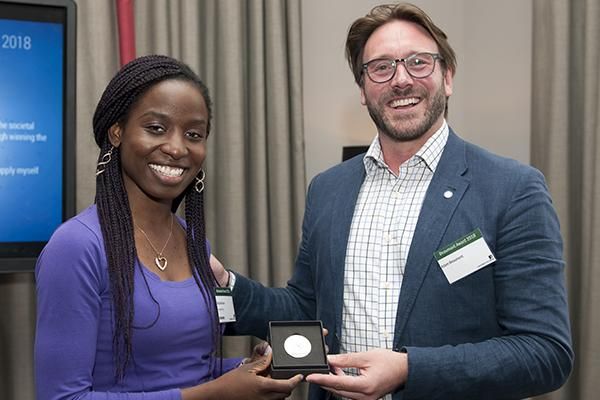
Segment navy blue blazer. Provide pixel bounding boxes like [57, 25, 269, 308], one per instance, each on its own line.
[229, 130, 573, 400]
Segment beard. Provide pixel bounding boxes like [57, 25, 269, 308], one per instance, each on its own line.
[366, 83, 447, 142]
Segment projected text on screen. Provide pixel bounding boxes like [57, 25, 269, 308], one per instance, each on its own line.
[0, 19, 63, 242]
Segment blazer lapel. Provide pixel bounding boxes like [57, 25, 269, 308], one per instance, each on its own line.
[394, 131, 470, 342]
[329, 157, 366, 339]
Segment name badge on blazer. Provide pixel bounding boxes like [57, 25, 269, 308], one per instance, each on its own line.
[434, 229, 496, 284]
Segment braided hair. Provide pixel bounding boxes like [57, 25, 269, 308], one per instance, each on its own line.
[92, 55, 218, 381]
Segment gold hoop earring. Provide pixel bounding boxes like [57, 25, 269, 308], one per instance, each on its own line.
[96, 146, 114, 176]
[194, 169, 205, 193]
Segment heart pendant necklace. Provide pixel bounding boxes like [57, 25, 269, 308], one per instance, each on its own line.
[135, 214, 174, 271]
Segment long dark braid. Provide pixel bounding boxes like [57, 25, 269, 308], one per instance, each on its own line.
[92, 55, 219, 381]
[183, 177, 220, 374]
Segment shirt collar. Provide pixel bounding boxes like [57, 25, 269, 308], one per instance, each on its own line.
[363, 120, 449, 175]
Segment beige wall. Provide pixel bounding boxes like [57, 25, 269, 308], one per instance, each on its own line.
[301, 0, 532, 183]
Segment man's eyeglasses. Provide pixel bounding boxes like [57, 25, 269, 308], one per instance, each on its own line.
[362, 52, 444, 83]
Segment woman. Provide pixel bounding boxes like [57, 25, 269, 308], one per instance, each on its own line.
[34, 55, 302, 399]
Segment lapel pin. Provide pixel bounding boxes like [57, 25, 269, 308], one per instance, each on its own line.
[443, 190, 453, 199]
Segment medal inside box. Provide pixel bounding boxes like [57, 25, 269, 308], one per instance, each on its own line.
[268, 320, 330, 379]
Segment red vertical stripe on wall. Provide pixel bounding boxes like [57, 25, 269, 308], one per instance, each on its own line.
[116, 0, 136, 66]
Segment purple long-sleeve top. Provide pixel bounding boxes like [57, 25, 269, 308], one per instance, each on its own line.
[34, 205, 240, 400]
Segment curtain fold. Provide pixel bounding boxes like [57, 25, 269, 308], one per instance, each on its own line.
[116, 0, 136, 65]
[532, 1, 600, 399]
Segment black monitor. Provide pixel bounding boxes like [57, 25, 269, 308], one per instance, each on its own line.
[0, 0, 76, 273]
[342, 145, 369, 161]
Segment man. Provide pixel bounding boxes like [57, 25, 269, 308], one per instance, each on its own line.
[213, 3, 573, 399]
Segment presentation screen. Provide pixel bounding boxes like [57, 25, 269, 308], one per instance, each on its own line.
[0, 0, 76, 272]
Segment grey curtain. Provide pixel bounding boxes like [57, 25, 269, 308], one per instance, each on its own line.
[0, 0, 305, 398]
[0, 274, 36, 400]
[532, 1, 600, 399]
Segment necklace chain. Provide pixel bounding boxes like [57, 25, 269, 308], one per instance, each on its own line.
[135, 214, 174, 271]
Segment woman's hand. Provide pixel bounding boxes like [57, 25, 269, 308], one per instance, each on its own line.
[247, 341, 272, 365]
[182, 349, 302, 400]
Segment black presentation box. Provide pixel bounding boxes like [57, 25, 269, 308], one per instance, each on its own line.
[268, 320, 330, 379]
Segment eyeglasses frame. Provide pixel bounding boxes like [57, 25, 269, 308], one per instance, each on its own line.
[361, 52, 445, 84]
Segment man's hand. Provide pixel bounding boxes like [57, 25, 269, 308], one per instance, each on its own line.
[209, 254, 229, 287]
[305, 348, 408, 400]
